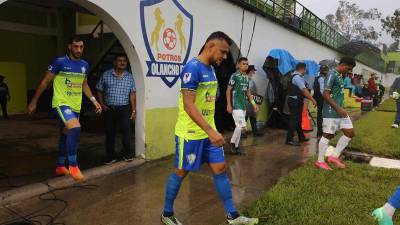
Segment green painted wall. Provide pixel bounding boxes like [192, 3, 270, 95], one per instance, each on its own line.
[145, 107, 178, 160]
[78, 13, 100, 26]
[0, 30, 57, 90]
[0, 62, 26, 114]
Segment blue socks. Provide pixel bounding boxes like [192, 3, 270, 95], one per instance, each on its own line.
[389, 186, 400, 209]
[213, 172, 239, 219]
[66, 127, 81, 167]
[163, 173, 183, 217]
[57, 124, 67, 167]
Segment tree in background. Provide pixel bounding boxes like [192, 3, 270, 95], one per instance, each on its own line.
[325, 1, 381, 42]
[382, 9, 400, 41]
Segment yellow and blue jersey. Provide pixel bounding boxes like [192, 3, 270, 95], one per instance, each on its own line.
[175, 58, 218, 140]
[48, 55, 89, 112]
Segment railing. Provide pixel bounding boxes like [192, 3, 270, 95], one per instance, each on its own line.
[231, 0, 385, 72]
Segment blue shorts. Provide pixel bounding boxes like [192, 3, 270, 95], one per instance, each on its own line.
[54, 105, 80, 124]
[174, 136, 225, 171]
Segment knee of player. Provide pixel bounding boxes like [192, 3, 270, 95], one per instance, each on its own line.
[173, 168, 188, 178]
[212, 164, 227, 175]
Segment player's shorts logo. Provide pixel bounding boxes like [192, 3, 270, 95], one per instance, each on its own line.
[186, 153, 196, 165]
[140, 0, 194, 88]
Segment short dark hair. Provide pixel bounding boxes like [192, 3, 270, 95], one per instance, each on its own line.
[68, 36, 84, 44]
[205, 31, 232, 46]
[114, 54, 128, 61]
[238, 57, 248, 63]
[296, 62, 307, 70]
[339, 57, 356, 67]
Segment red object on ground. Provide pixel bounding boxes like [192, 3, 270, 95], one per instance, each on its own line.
[302, 102, 312, 132]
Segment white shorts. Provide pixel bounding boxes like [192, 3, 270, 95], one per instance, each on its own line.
[322, 116, 354, 134]
[232, 110, 246, 128]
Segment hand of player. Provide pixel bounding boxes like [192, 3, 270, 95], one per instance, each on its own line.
[208, 129, 225, 147]
[311, 99, 317, 108]
[338, 108, 348, 118]
[93, 101, 102, 114]
[253, 104, 259, 113]
[27, 102, 37, 115]
[227, 105, 233, 114]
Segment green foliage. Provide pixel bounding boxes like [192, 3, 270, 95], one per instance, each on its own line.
[382, 9, 400, 41]
[325, 0, 382, 42]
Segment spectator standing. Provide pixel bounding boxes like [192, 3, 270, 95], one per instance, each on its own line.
[245, 65, 262, 137]
[285, 63, 317, 146]
[390, 76, 400, 128]
[314, 65, 329, 138]
[96, 54, 136, 164]
[0, 75, 10, 119]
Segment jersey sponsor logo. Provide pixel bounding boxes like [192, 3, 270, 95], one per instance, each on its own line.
[205, 91, 216, 102]
[140, 0, 193, 88]
[183, 73, 191, 84]
[63, 67, 72, 70]
[201, 109, 214, 116]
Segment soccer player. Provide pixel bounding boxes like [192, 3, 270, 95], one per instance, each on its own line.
[27, 37, 101, 181]
[161, 32, 259, 225]
[314, 57, 356, 171]
[226, 57, 259, 154]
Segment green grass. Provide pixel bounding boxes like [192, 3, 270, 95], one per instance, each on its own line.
[341, 111, 400, 158]
[377, 98, 397, 112]
[243, 160, 400, 225]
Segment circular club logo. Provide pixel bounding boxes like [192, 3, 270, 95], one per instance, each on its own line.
[163, 28, 177, 50]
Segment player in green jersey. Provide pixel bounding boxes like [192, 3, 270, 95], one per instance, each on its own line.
[315, 57, 356, 171]
[226, 57, 259, 155]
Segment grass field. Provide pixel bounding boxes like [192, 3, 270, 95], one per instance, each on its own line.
[243, 160, 400, 225]
[332, 111, 400, 158]
[377, 98, 397, 112]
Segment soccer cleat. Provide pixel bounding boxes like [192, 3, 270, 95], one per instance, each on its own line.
[392, 124, 399, 129]
[69, 166, 84, 181]
[314, 161, 333, 171]
[231, 143, 238, 155]
[227, 216, 259, 225]
[372, 207, 393, 225]
[161, 214, 182, 225]
[327, 156, 346, 169]
[55, 166, 69, 176]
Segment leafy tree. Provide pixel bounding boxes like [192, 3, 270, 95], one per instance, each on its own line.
[325, 1, 382, 42]
[382, 9, 400, 41]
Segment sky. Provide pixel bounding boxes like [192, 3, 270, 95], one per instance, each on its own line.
[297, 0, 400, 45]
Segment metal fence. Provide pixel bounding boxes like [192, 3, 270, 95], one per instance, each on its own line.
[232, 0, 385, 72]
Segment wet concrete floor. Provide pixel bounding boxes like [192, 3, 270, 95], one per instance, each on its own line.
[0, 114, 130, 191]
[0, 127, 318, 225]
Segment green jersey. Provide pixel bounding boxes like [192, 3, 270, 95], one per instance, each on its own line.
[322, 69, 345, 118]
[175, 58, 218, 140]
[48, 55, 89, 112]
[229, 71, 249, 110]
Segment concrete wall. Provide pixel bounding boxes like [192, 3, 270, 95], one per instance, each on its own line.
[0, 0, 387, 159]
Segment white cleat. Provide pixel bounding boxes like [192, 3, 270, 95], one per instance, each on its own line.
[392, 124, 399, 128]
[161, 214, 183, 225]
[227, 216, 259, 225]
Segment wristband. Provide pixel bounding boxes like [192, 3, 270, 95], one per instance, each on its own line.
[251, 99, 256, 105]
[90, 96, 97, 102]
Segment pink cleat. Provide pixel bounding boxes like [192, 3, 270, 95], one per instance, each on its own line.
[327, 156, 346, 169]
[314, 161, 333, 171]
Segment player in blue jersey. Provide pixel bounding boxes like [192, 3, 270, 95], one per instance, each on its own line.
[28, 37, 101, 181]
[161, 32, 259, 225]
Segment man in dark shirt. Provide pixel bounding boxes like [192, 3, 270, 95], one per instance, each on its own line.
[0, 75, 10, 119]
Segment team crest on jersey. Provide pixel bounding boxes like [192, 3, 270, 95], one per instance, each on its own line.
[81, 67, 86, 74]
[140, 0, 193, 88]
[183, 73, 191, 84]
